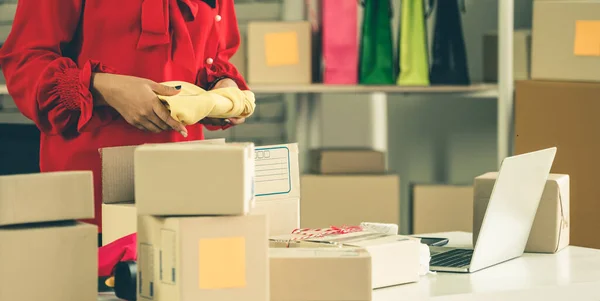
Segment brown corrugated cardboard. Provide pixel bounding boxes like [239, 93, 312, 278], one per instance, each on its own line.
[100, 138, 226, 204]
[473, 172, 570, 253]
[101, 203, 137, 246]
[310, 149, 386, 174]
[135, 143, 255, 216]
[273, 231, 420, 289]
[0, 171, 94, 226]
[300, 175, 400, 229]
[250, 198, 299, 236]
[411, 185, 474, 234]
[532, 1, 600, 82]
[483, 30, 531, 82]
[0, 222, 97, 301]
[255, 143, 300, 202]
[269, 243, 372, 301]
[137, 214, 268, 301]
[515, 80, 599, 248]
[247, 21, 312, 84]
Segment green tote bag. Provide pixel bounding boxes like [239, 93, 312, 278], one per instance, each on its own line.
[397, 0, 430, 86]
[359, 0, 395, 85]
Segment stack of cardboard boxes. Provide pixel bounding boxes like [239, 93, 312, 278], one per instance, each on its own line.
[0, 172, 97, 301]
[134, 142, 269, 300]
[410, 184, 474, 234]
[515, 0, 598, 248]
[300, 149, 400, 229]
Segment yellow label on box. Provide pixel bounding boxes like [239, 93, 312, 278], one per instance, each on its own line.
[198, 236, 246, 289]
[264, 31, 299, 66]
[574, 20, 600, 56]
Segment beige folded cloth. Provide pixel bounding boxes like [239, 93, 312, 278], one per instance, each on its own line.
[157, 81, 256, 125]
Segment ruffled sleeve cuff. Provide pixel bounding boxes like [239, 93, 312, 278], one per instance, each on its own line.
[204, 58, 249, 91]
[40, 59, 116, 134]
[203, 123, 233, 131]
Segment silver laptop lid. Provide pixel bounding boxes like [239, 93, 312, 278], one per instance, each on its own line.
[470, 147, 557, 272]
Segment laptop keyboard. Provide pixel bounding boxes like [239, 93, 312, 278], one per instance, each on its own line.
[430, 249, 473, 268]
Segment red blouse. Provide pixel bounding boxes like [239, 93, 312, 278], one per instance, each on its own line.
[0, 0, 248, 232]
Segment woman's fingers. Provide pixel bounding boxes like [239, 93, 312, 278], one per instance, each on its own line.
[153, 100, 188, 137]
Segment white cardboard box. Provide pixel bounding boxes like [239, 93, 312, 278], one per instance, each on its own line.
[254, 143, 300, 202]
[250, 198, 299, 236]
[273, 230, 421, 289]
[101, 203, 137, 246]
[135, 143, 255, 216]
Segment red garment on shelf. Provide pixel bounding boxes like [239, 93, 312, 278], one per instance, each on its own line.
[0, 0, 248, 232]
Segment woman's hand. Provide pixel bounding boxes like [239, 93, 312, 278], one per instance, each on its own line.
[202, 78, 246, 126]
[91, 73, 188, 137]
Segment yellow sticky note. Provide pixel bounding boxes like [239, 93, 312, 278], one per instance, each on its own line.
[574, 20, 600, 56]
[198, 237, 246, 289]
[264, 31, 300, 66]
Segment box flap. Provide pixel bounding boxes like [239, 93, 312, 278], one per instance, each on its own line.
[100, 138, 226, 204]
[255, 143, 300, 201]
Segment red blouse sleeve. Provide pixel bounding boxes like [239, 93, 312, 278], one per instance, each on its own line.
[205, 0, 249, 91]
[0, 0, 115, 135]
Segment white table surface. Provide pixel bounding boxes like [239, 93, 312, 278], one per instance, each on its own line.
[97, 231, 600, 301]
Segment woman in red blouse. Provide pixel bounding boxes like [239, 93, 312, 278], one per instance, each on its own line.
[0, 0, 248, 234]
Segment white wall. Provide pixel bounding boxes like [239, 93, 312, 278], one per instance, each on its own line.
[318, 0, 534, 233]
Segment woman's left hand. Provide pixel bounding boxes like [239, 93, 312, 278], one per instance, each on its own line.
[202, 78, 246, 126]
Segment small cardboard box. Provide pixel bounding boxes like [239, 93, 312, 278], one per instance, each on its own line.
[137, 214, 268, 301]
[135, 143, 255, 216]
[273, 230, 420, 288]
[0, 222, 97, 301]
[300, 175, 400, 229]
[101, 203, 137, 246]
[269, 243, 372, 301]
[100, 138, 226, 204]
[0, 171, 94, 226]
[309, 149, 386, 174]
[532, 1, 600, 82]
[473, 172, 570, 253]
[483, 29, 531, 82]
[247, 21, 312, 84]
[255, 143, 300, 202]
[411, 184, 474, 234]
[250, 198, 299, 236]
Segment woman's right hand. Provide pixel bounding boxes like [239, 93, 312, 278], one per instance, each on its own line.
[91, 73, 188, 137]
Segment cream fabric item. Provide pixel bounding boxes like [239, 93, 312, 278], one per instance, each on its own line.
[157, 81, 256, 125]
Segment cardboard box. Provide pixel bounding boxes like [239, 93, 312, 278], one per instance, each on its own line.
[250, 198, 299, 236]
[135, 143, 255, 216]
[0, 222, 97, 301]
[137, 214, 268, 301]
[515, 80, 599, 248]
[300, 175, 400, 229]
[309, 149, 386, 174]
[483, 29, 531, 82]
[100, 138, 226, 204]
[273, 230, 421, 288]
[0, 171, 94, 226]
[101, 203, 137, 246]
[411, 184, 474, 234]
[247, 21, 312, 84]
[473, 172, 570, 253]
[532, 1, 600, 82]
[269, 244, 371, 301]
[255, 143, 300, 202]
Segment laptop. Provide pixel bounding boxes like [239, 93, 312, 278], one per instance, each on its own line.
[429, 147, 557, 273]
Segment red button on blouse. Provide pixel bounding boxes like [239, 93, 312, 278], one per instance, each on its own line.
[0, 0, 248, 232]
